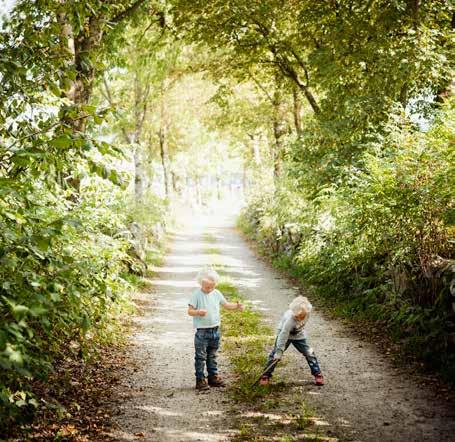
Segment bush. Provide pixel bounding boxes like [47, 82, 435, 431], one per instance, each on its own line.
[0, 176, 168, 430]
[239, 100, 455, 379]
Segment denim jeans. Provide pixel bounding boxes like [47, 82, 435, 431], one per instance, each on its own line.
[194, 327, 220, 380]
[264, 337, 321, 377]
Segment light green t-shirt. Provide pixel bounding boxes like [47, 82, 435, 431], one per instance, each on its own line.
[189, 288, 227, 329]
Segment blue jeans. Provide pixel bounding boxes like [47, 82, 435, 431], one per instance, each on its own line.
[194, 327, 220, 380]
[264, 337, 321, 377]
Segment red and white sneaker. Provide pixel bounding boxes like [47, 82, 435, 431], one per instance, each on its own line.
[314, 373, 324, 386]
[259, 375, 270, 386]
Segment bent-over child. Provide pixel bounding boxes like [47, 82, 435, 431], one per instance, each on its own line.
[188, 268, 244, 391]
[259, 295, 324, 386]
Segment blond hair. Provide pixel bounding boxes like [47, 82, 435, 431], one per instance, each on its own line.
[289, 296, 312, 317]
[196, 267, 220, 285]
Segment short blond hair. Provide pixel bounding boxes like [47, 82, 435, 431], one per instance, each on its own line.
[289, 296, 312, 317]
[196, 268, 220, 285]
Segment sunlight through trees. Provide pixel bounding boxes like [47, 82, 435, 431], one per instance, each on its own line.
[0, 0, 453, 435]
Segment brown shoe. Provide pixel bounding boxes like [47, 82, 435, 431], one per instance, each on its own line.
[208, 374, 225, 387]
[196, 378, 210, 391]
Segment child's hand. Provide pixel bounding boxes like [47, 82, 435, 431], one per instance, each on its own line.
[198, 309, 207, 317]
[236, 301, 244, 312]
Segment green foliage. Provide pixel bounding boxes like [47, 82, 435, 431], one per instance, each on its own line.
[0, 2, 169, 431]
[239, 99, 455, 379]
[1, 0, 454, 432]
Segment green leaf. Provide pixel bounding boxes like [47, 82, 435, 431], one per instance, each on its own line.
[29, 398, 39, 408]
[29, 306, 48, 317]
[34, 236, 51, 252]
[12, 305, 29, 315]
[50, 135, 72, 148]
[48, 81, 62, 97]
[5, 345, 23, 365]
[81, 314, 91, 334]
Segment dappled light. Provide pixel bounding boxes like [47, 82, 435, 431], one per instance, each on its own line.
[1, 0, 453, 440]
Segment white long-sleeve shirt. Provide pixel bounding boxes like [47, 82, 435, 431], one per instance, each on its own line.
[274, 308, 311, 359]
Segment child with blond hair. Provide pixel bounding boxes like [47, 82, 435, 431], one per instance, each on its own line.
[259, 296, 324, 386]
[188, 268, 244, 391]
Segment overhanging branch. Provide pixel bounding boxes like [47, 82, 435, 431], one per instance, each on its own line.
[111, 0, 150, 24]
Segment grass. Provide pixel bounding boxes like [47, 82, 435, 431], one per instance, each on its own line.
[220, 278, 275, 402]
[121, 272, 153, 291]
[206, 247, 221, 255]
[206, 234, 328, 441]
[145, 245, 166, 267]
[203, 232, 218, 243]
[221, 296, 325, 441]
[238, 214, 455, 387]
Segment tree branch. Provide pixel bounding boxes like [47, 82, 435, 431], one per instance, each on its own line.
[103, 74, 132, 144]
[248, 70, 274, 104]
[274, 54, 320, 114]
[110, 0, 150, 25]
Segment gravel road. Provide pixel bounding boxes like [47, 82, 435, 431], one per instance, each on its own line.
[111, 209, 455, 442]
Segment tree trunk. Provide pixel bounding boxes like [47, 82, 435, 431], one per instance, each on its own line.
[272, 80, 287, 179]
[247, 133, 262, 165]
[171, 171, 178, 193]
[159, 83, 171, 199]
[132, 74, 149, 201]
[292, 85, 303, 136]
[56, 1, 153, 195]
[159, 126, 170, 198]
[57, 8, 104, 194]
[271, 47, 321, 114]
[196, 176, 202, 206]
[216, 174, 222, 200]
[242, 160, 248, 196]
[104, 72, 149, 201]
[399, 83, 409, 107]
[134, 146, 145, 200]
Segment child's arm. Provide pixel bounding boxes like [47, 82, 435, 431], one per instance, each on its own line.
[222, 300, 244, 311]
[188, 304, 207, 317]
[273, 318, 294, 360]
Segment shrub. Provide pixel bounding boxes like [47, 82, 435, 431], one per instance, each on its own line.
[239, 99, 455, 378]
[0, 177, 168, 430]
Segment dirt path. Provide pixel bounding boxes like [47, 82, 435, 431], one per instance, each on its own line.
[111, 210, 455, 442]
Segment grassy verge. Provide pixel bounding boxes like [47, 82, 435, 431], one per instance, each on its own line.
[218, 277, 330, 441]
[219, 278, 273, 401]
[204, 244, 330, 440]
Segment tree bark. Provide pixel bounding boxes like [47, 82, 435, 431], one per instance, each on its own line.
[171, 171, 178, 193]
[242, 160, 248, 196]
[159, 107, 170, 200]
[158, 79, 173, 199]
[196, 176, 202, 206]
[247, 133, 262, 165]
[104, 72, 149, 200]
[292, 85, 303, 136]
[272, 79, 287, 178]
[399, 83, 409, 107]
[133, 146, 145, 200]
[159, 126, 170, 199]
[270, 47, 321, 114]
[132, 74, 150, 200]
